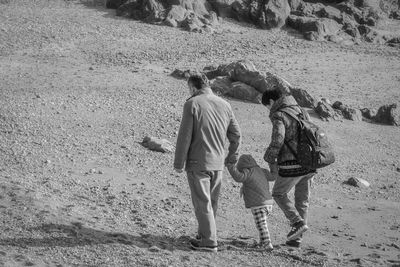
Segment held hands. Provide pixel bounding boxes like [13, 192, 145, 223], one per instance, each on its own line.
[174, 168, 183, 173]
[268, 163, 279, 175]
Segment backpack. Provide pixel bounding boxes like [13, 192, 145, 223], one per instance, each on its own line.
[280, 108, 335, 170]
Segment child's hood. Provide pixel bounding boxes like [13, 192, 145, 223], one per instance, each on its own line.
[237, 154, 258, 171]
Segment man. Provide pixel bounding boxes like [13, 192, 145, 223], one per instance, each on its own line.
[174, 73, 241, 252]
[262, 87, 315, 248]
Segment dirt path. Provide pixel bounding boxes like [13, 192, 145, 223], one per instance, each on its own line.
[1, 1, 400, 266]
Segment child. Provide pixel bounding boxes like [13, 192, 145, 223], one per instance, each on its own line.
[226, 154, 276, 251]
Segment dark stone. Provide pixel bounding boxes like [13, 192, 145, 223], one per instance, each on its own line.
[106, 0, 128, 9]
[374, 103, 400, 126]
[170, 69, 198, 80]
[360, 108, 377, 120]
[315, 99, 338, 120]
[342, 107, 362, 121]
[316, 5, 342, 23]
[142, 136, 174, 153]
[332, 101, 344, 110]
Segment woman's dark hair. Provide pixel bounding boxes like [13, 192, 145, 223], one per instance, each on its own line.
[188, 73, 209, 89]
[262, 89, 283, 106]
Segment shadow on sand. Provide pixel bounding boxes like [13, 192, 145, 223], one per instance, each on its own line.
[0, 223, 192, 252]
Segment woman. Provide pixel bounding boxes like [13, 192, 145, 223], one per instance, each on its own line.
[262, 87, 315, 248]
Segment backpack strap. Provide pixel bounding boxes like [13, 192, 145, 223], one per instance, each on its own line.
[279, 108, 302, 160]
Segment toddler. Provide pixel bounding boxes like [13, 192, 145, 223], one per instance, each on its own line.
[226, 154, 276, 251]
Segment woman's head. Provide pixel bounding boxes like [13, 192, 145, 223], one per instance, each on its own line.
[261, 88, 283, 108]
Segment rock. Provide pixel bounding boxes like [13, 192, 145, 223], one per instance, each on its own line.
[148, 245, 162, 252]
[360, 108, 377, 120]
[343, 107, 362, 121]
[333, 101, 362, 121]
[209, 0, 235, 18]
[210, 76, 232, 95]
[288, 0, 303, 12]
[226, 81, 261, 104]
[112, 0, 219, 32]
[391, 243, 400, 249]
[170, 69, 198, 80]
[203, 65, 221, 80]
[141, 136, 174, 153]
[287, 15, 342, 40]
[345, 177, 370, 188]
[374, 103, 400, 126]
[231, 0, 290, 29]
[315, 99, 339, 120]
[106, 0, 127, 9]
[259, 0, 291, 29]
[316, 5, 342, 23]
[290, 87, 315, 108]
[390, 10, 400, 19]
[217, 60, 291, 95]
[165, 5, 189, 27]
[343, 21, 361, 38]
[387, 36, 400, 47]
[217, 60, 258, 77]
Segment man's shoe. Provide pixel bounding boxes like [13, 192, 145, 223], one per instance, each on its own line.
[190, 239, 217, 252]
[287, 221, 308, 241]
[285, 239, 301, 248]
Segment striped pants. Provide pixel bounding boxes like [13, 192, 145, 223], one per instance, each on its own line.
[251, 205, 272, 244]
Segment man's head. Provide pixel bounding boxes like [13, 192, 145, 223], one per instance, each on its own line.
[187, 73, 209, 95]
[262, 88, 284, 108]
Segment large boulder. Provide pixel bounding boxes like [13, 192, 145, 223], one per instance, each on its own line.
[288, 15, 342, 40]
[315, 5, 342, 23]
[232, 0, 290, 29]
[164, 5, 189, 27]
[210, 76, 233, 95]
[374, 103, 400, 126]
[290, 87, 315, 108]
[220, 60, 291, 95]
[259, 0, 291, 29]
[315, 99, 341, 120]
[226, 81, 261, 104]
[112, 0, 219, 32]
[332, 101, 363, 121]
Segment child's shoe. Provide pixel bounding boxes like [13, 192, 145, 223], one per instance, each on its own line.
[253, 242, 273, 252]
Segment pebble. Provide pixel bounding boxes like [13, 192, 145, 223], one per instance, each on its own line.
[148, 245, 162, 252]
[391, 243, 400, 249]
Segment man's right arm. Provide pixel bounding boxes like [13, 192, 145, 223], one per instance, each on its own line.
[174, 102, 193, 170]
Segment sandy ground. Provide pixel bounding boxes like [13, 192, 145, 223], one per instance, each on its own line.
[0, 1, 400, 266]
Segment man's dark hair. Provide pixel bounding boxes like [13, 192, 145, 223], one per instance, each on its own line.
[188, 73, 209, 89]
[262, 88, 284, 106]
